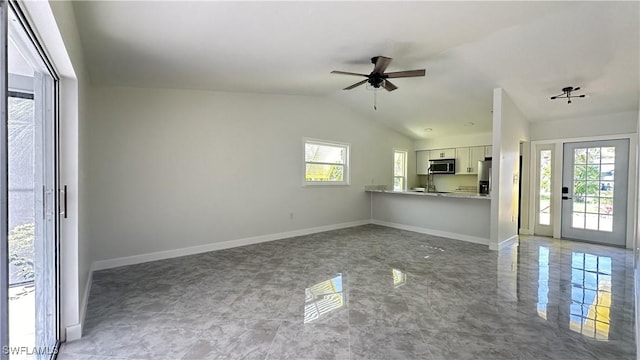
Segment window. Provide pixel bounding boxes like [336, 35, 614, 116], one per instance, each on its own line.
[571, 146, 615, 232]
[538, 149, 552, 225]
[304, 138, 349, 185]
[394, 149, 407, 191]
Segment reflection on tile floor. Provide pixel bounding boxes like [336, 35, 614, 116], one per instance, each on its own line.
[58, 225, 636, 359]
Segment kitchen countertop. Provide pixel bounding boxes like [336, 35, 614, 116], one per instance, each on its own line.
[366, 189, 491, 200]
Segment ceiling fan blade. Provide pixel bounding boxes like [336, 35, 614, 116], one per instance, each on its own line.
[343, 79, 368, 90]
[331, 70, 368, 77]
[385, 69, 426, 78]
[372, 56, 392, 74]
[573, 87, 581, 91]
[383, 80, 398, 92]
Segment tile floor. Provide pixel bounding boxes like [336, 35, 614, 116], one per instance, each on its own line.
[58, 225, 636, 359]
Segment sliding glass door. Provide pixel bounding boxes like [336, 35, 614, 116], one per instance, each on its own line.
[2, 2, 59, 359]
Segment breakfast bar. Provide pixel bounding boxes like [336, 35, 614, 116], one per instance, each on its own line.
[367, 190, 491, 245]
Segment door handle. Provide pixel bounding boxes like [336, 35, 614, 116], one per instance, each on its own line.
[562, 196, 572, 200]
[60, 185, 68, 218]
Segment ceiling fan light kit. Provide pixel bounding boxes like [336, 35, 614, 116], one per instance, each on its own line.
[549, 86, 587, 104]
[331, 56, 426, 110]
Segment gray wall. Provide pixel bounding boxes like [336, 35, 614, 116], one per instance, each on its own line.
[86, 86, 415, 262]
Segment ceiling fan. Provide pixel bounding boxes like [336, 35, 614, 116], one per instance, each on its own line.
[550, 86, 587, 104]
[331, 56, 426, 92]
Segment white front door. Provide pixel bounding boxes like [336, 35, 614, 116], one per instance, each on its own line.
[561, 139, 629, 246]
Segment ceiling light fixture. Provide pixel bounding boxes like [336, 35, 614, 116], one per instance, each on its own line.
[331, 56, 426, 111]
[550, 86, 587, 104]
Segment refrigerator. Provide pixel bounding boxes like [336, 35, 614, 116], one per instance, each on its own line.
[478, 160, 492, 195]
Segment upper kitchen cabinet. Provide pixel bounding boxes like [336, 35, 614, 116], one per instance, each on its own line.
[484, 145, 492, 159]
[416, 150, 430, 175]
[456, 146, 485, 174]
[429, 148, 456, 160]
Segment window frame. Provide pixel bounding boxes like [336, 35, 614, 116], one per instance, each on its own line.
[393, 149, 408, 191]
[303, 137, 350, 186]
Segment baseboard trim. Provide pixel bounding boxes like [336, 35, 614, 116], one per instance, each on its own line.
[370, 219, 490, 246]
[490, 234, 519, 251]
[65, 323, 82, 342]
[519, 228, 533, 235]
[76, 269, 93, 340]
[91, 220, 369, 271]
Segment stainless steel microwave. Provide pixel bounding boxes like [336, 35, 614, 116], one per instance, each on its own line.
[429, 158, 456, 174]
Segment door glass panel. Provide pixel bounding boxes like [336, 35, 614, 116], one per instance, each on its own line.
[573, 212, 585, 229]
[599, 183, 613, 198]
[587, 148, 600, 164]
[585, 214, 599, 230]
[599, 198, 613, 215]
[601, 147, 615, 163]
[538, 150, 552, 225]
[574, 148, 587, 163]
[574, 181, 586, 198]
[570, 147, 616, 232]
[8, 91, 36, 356]
[586, 165, 600, 180]
[599, 215, 613, 232]
[601, 164, 614, 179]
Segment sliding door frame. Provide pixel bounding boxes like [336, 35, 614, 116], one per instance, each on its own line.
[4, 1, 61, 356]
[0, 1, 8, 358]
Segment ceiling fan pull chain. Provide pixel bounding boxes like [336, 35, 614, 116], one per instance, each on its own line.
[374, 90, 377, 110]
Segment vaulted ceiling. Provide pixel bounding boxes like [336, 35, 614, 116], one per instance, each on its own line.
[72, 1, 639, 139]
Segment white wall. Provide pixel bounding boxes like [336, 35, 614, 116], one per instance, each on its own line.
[490, 88, 529, 250]
[530, 111, 637, 141]
[415, 131, 492, 150]
[86, 87, 415, 263]
[22, 1, 89, 341]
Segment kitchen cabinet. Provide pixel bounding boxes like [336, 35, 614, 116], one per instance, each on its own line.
[455, 146, 485, 174]
[485, 145, 493, 159]
[416, 150, 430, 175]
[429, 148, 456, 160]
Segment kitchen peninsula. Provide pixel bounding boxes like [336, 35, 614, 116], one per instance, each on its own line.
[367, 189, 491, 245]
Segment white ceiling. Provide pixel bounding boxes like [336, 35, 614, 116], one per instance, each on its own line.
[72, 1, 639, 139]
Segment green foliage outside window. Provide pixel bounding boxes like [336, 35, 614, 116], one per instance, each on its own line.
[9, 223, 34, 281]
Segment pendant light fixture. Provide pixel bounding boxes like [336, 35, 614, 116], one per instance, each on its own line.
[550, 86, 587, 104]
